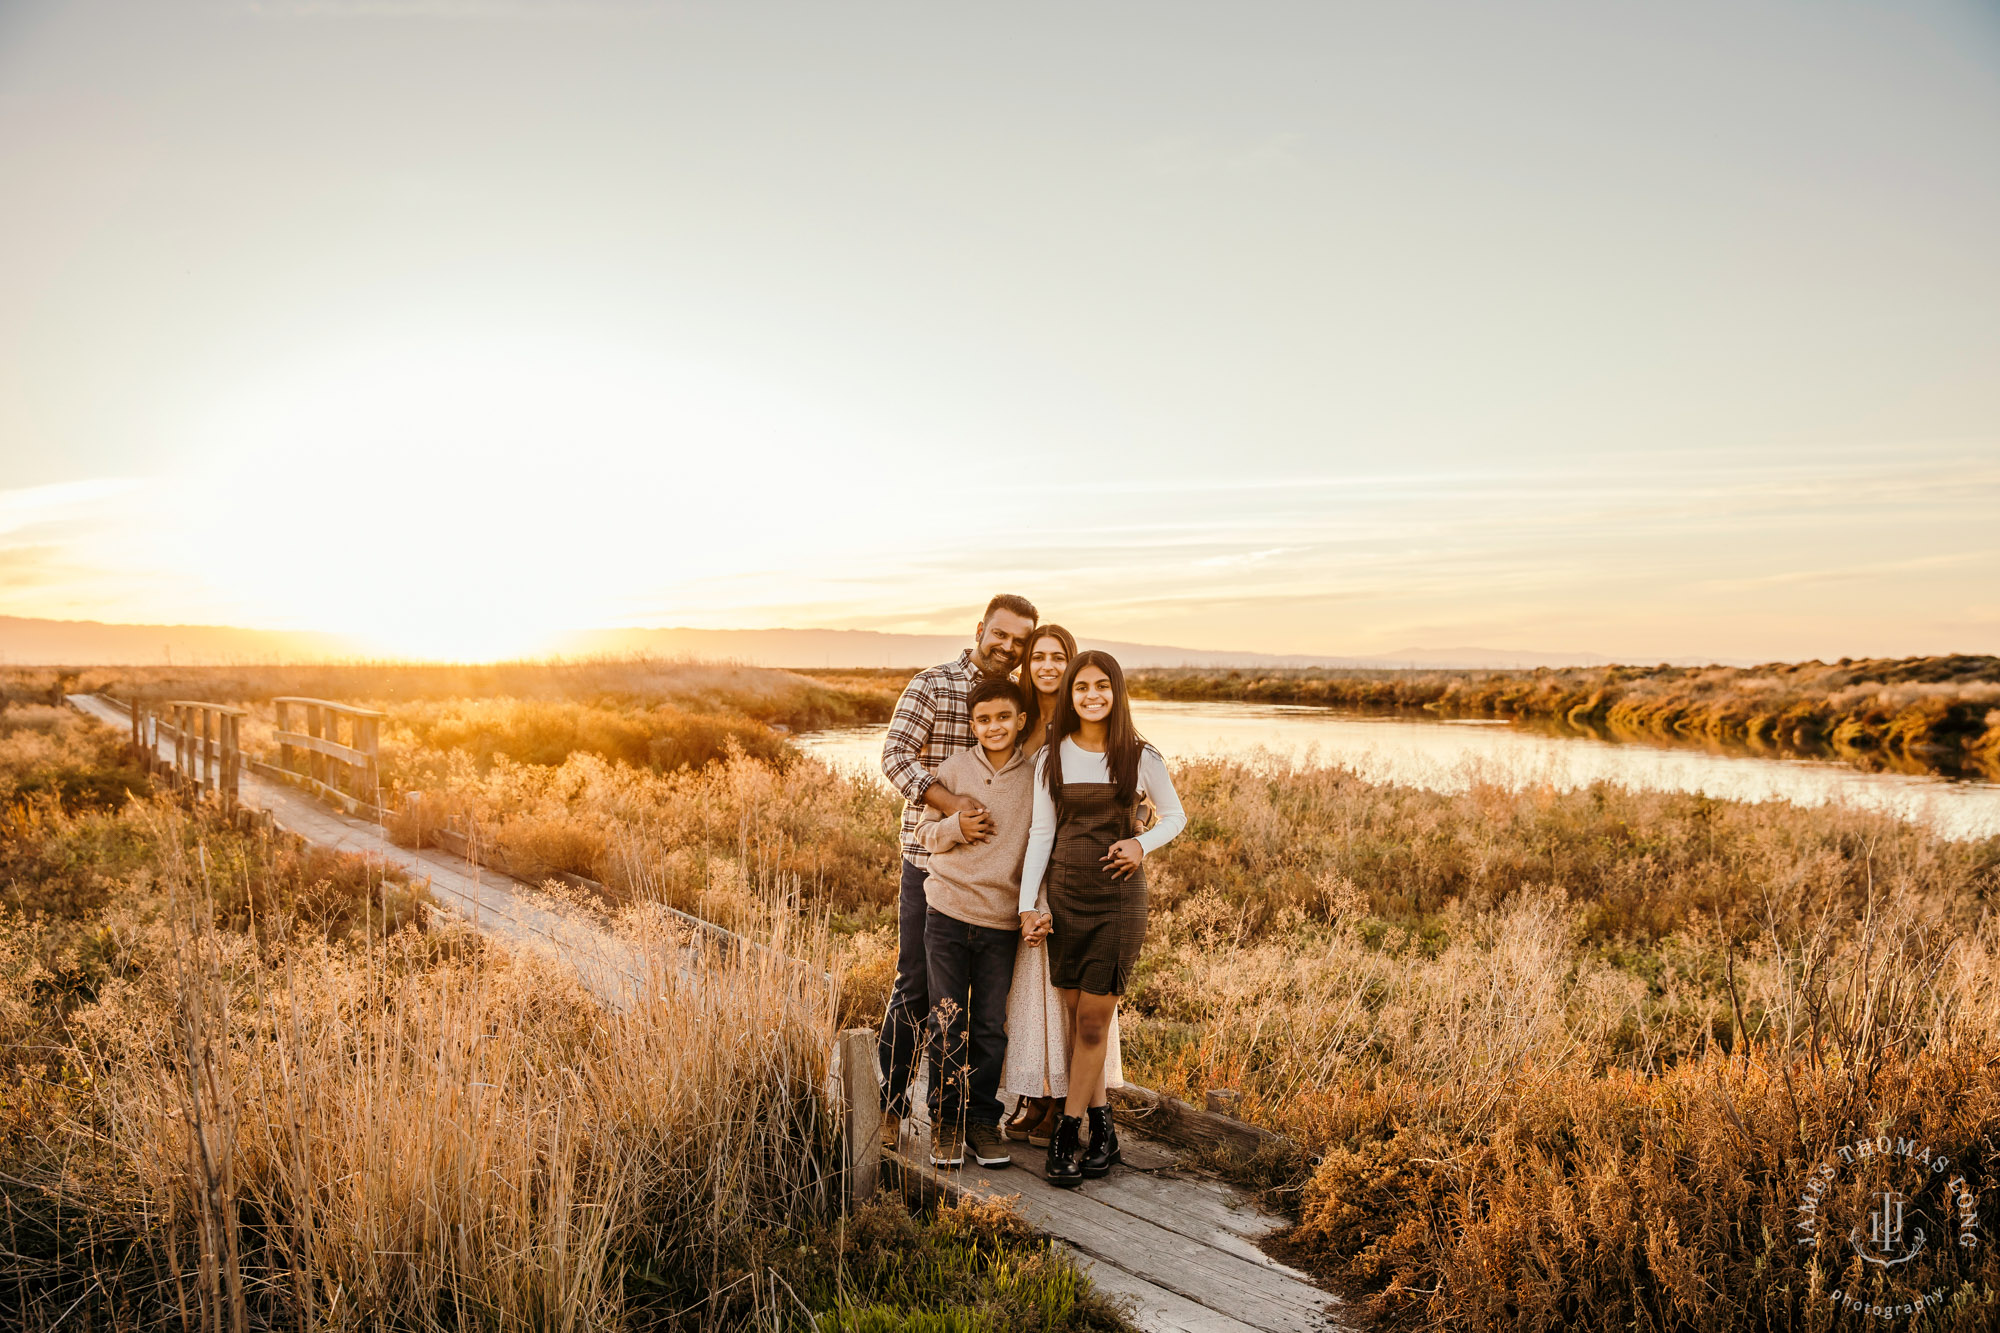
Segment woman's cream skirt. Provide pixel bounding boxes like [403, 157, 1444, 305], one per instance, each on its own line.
[1000, 924, 1122, 1100]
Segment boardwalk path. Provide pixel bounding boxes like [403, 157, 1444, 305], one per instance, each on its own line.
[67, 694, 1357, 1333]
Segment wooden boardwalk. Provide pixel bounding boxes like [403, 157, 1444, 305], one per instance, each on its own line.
[67, 693, 1358, 1333]
[892, 1095, 1350, 1333]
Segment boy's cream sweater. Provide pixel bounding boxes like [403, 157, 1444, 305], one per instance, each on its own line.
[914, 743, 1033, 932]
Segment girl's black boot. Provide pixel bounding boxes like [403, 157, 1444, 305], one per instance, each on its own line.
[1044, 1114, 1085, 1188]
[1081, 1105, 1121, 1178]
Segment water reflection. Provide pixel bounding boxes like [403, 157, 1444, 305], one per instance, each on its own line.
[795, 700, 2000, 842]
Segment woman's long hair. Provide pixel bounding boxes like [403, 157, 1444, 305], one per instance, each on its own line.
[1016, 623, 1078, 750]
[1042, 649, 1148, 810]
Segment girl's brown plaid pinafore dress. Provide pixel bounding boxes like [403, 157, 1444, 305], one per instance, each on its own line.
[1046, 779, 1148, 996]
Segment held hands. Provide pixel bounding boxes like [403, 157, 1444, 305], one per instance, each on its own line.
[1101, 838, 1144, 880]
[958, 807, 996, 843]
[1018, 911, 1053, 946]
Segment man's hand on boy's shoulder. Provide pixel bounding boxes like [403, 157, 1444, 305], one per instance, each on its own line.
[959, 807, 995, 843]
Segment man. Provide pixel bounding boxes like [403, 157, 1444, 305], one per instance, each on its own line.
[877, 592, 1038, 1149]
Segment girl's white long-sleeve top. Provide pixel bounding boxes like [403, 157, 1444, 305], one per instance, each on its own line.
[1018, 738, 1187, 913]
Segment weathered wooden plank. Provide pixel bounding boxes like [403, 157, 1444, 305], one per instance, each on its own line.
[160, 699, 248, 718]
[271, 696, 385, 720]
[1080, 1170, 1293, 1272]
[271, 729, 374, 767]
[894, 1115, 1343, 1333]
[879, 1149, 1306, 1333]
[1111, 1083, 1287, 1158]
[245, 758, 384, 821]
[837, 1028, 882, 1209]
[1066, 1245, 1271, 1333]
[305, 703, 324, 788]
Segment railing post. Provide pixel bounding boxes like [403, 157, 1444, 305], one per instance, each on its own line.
[836, 1027, 882, 1210]
[202, 707, 215, 801]
[306, 704, 324, 790]
[276, 699, 292, 777]
[174, 706, 186, 790]
[362, 715, 380, 801]
[223, 712, 240, 812]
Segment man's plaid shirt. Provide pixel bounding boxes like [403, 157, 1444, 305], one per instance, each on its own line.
[881, 649, 984, 867]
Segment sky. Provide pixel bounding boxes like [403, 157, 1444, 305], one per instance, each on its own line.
[3, 0, 1998, 663]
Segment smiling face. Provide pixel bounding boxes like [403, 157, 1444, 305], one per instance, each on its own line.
[1070, 664, 1115, 724]
[973, 608, 1036, 677]
[970, 697, 1027, 755]
[1025, 633, 1070, 699]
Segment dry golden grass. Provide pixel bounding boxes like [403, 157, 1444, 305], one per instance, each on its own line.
[1118, 758, 2000, 1329]
[67, 846, 837, 1330]
[0, 708, 1129, 1331]
[19, 673, 2000, 1330]
[3, 658, 892, 732]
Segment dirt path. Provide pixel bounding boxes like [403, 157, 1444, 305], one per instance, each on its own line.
[67, 693, 655, 1005]
[66, 693, 1358, 1333]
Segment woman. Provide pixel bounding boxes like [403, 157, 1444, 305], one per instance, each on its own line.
[999, 627, 1125, 1147]
[1018, 650, 1185, 1186]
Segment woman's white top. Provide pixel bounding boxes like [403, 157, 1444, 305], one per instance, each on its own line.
[1018, 737, 1187, 913]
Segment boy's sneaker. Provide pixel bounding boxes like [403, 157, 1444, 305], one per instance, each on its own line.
[967, 1122, 1012, 1168]
[929, 1123, 964, 1168]
[879, 1113, 901, 1152]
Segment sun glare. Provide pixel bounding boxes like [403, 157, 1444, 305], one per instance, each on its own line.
[169, 332, 913, 658]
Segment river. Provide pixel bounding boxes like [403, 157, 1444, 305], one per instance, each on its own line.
[795, 700, 2000, 841]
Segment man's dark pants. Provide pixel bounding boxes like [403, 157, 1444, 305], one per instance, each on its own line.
[923, 906, 1019, 1130]
[877, 857, 932, 1117]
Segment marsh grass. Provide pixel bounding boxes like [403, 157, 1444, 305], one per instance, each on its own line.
[1129, 656, 2000, 779]
[0, 703, 1127, 1332]
[3, 658, 892, 733]
[1119, 758, 2000, 1329]
[17, 673, 2000, 1330]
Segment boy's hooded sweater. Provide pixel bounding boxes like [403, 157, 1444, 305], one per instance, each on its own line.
[914, 743, 1034, 931]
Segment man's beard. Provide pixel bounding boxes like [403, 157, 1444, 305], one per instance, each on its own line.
[976, 645, 1020, 676]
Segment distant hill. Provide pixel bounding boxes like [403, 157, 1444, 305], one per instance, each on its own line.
[550, 627, 1662, 670]
[0, 614, 1717, 670]
[0, 616, 360, 665]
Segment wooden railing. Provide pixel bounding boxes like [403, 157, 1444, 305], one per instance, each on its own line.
[269, 697, 383, 811]
[130, 699, 246, 810]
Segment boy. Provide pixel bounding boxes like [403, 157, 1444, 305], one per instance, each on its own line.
[914, 676, 1048, 1168]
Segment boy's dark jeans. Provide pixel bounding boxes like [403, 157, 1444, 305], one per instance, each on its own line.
[923, 906, 1019, 1130]
[876, 858, 931, 1117]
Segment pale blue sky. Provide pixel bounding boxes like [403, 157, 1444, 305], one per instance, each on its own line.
[3, 1, 1997, 660]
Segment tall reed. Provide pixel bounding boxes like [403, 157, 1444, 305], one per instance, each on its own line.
[69, 806, 844, 1330]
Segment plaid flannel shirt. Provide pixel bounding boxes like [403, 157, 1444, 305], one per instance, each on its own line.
[881, 649, 983, 867]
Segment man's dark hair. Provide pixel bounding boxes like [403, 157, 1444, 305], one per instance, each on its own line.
[982, 593, 1038, 624]
[967, 677, 1029, 715]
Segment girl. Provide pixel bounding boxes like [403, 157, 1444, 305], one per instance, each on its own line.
[999, 627, 1126, 1147]
[1018, 650, 1185, 1186]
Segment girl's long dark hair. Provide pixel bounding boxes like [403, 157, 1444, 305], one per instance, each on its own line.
[1042, 649, 1148, 810]
[1016, 623, 1078, 751]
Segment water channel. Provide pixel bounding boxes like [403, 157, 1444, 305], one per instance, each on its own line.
[795, 700, 2000, 841]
